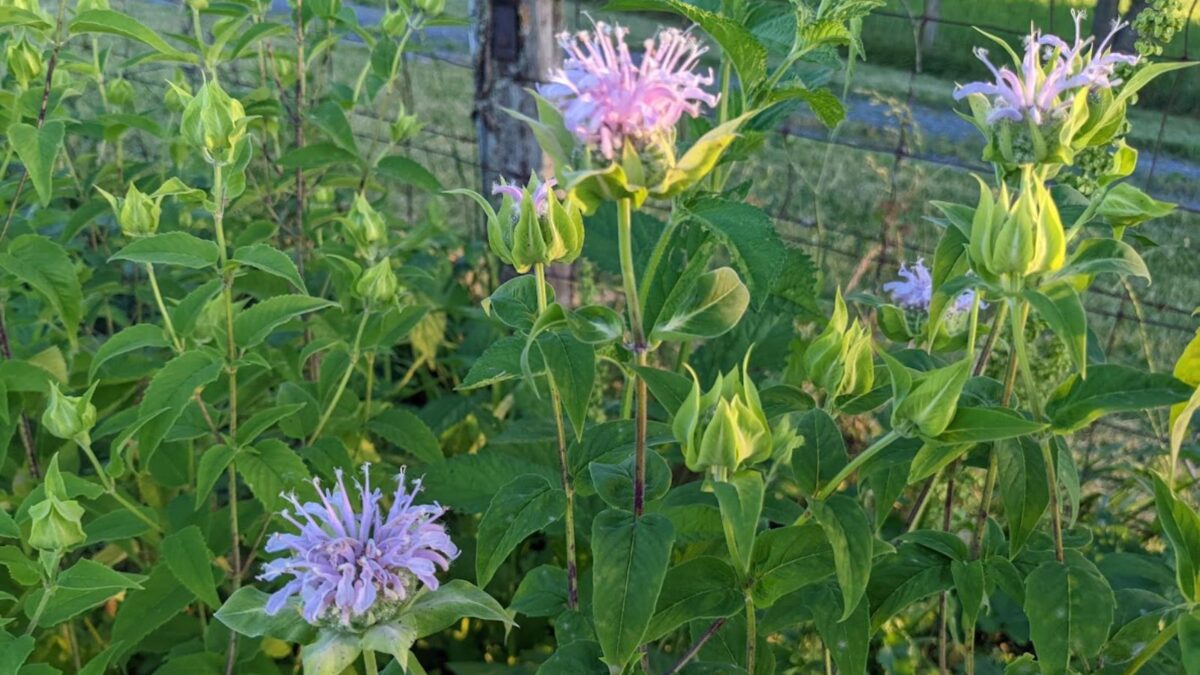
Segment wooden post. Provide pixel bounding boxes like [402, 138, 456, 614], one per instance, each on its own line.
[471, 0, 573, 301]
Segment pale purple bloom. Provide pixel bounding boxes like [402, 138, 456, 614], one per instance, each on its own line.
[259, 466, 458, 631]
[884, 259, 981, 316]
[540, 21, 719, 160]
[492, 177, 556, 217]
[954, 10, 1139, 125]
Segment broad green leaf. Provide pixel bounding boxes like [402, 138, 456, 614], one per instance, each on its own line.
[279, 142, 357, 169]
[475, 474, 566, 588]
[162, 525, 220, 607]
[195, 444, 238, 509]
[1153, 475, 1200, 602]
[713, 470, 764, 575]
[635, 366, 692, 416]
[1170, 329, 1200, 479]
[301, 631, 360, 675]
[137, 350, 223, 460]
[908, 442, 970, 483]
[897, 529, 969, 562]
[1056, 439, 1081, 528]
[510, 565, 568, 618]
[951, 559, 985, 641]
[1024, 553, 1115, 675]
[892, 358, 970, 438]
[998, 437, 1049, 555]
[1097, 183, 1175, 229]
[537, 331, 595, 440]
[111, 564, 195, 658]
[591, 509, 675, 668]
[1025, 282, 1087, 378]
[589, 451, 671, 508]
[749, 523, 835, 607]
[407, 579, 515, 638]
[928, 224, 972, 334]
[808, 583, 869, 675]
[536, 640, 607, 675]
[7, 121, 64, 205]
[235, 403, 306, 447]
[310, 100, 358, 155]
[459, 337, 530, 390]
[483, 275, 551, 332]
[233, 295, 337, 349]
[934, 406, 1047, 444]
[1045, 364, 1191, 433]
[791, 409, 849, 497]
[78, 644, 122, 675]
[811, 494, 872, 620]
[0, 635, 32, 673]
[370, 408, 444, 464]
[0, 7, 51, 30]
[685, 198, 786, 308]
[233, 243, 306, 292]
[867, 544, 954, 631]
[0, 234, 82, 338]
[650, 266, 750, 343]
[25, 559, 143, 628]
[1055, 237, 1150, 281]
[646, 556, 741, 642]
[226, 21, 289, 60]
[377, 155, 443, 192]
[89, 324, 169, 380]
[109, 232, 220, 268]
[239, 439, 310, 512]
[0, 510, 17, 539]
[1181, 610, 1200, 675]
[70, 10, 194, 61]
[214, 586, 315, 642]
[565, 305, 624, 344]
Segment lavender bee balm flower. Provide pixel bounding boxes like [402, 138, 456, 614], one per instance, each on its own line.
[260, 467, 458, 631]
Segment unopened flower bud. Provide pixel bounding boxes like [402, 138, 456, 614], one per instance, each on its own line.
[41, 383, 97, 446]
[389, 106, 422, 144]
[486, 175, 584, 273]
[414, 0, 444, 17]
[28, 456, 86, 552]
[6, 38, 43, 89]
[381, 9, 408, 36]
[968, 169, 1065, 284]
[180, 80, 248, 165]
[97, 184, 161, 238]
[186, 0, 208, 10]
[106, 77, 134, 107]
[356, 260, 399, 304]
[801, 290, 874, 398]
[343, 194, 388, 260]
[675, 355, 771, 476]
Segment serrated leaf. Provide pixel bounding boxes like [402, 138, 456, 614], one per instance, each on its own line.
[646, 556, 741, 642]
[110, 564, 195, 658]
[71, 10, 194, 61]
[0, 234, 82, 338]
[162, 525, 219, 607]
[685, 198, 786, 308]
[369, 407, 443, 464]
[811, 495, 872, 620]
[8, 121, 64, 205]
[195, 444, 238, 510]
[238, 439, 310, 512]
[234, 295, 337, 349]
[109, 232, 220, 268]
[89, 324, 169, 380]
[233, 243, 306, 292]
[137, 350, 223, 460]
[537, 331, 595, 440]
[749, 523, 835, 607]
[1024, 553, 1114, 674]
[475, 474, 566, 588]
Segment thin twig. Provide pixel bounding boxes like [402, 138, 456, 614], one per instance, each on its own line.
[664, 618, 726, 675]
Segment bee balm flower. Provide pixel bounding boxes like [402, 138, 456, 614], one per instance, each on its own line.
[540, 22, 719, 161]
[884, 260, 980, 315]
[259, 467, 458, 631]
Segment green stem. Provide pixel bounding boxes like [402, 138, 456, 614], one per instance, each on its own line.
[1009, 299, 1064, 562]
[1121, 618, 1178, 675]
[309, 304, 373, 445]
[77, 440, 161, 532]
[24, 585, 54, 636]
[617, 199, 649, 517]
[535, 264, 579, 609]
[815, 430, 900, 501]
[362, 649, 378, 675]
[145, 264, 183, 352]
[636, 212, 680, 313]
[744, 592, 756, 674]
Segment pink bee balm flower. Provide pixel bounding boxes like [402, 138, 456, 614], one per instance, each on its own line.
[259, 466, 458, 631]
[953, 10, 1138, 125]
[540, 21, 719, 160]
[492, 177, 557, 217]
[884, 259, 981, 315]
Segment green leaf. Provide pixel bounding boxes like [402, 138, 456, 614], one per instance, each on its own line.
[713, 470, 764, 575]
[893, 358, 971, 438]
[603, 0, 768, 90]
[475, 474, 566, 588]
[1024, 553, 1115, 675]
[109, 232, 220, 269]
[791, 409, 849, 498]
[310, 100, 358, 155]
[935, 406, 1047, 444]
[77, 644, 122, 675]
[646, 556, 741, 642]
[26, 559, 143, 628]
[1181, 610, 1200, 675]
[239, 439, 310, 512]
[7, 121, 64, 205]
[749, 523, 835, 607]
[407, 579, 515, 638]
[162, 525, 219, 607]
[89, 324, 169, 380]
[459, 337, 528, 390]
[589, 451, 671, 509]
[70, 10, 194, 61]
[1045, 364, 1191, 433]
[377, 155, 443, 192]
[537, 640, 607, 675]
[650, 266, 750, 343]
[484, 275, 551, 332]
[0, 509, 17, 539]
[0, 7, 51, 30]
[635, 366, 692, 416]
[867, 544, 954, 631]
[998, 437, 1050, 555]
[951, 559, 985, 640]
[808, 583, 870, 675]
[279, 142, 358, 169]
[591, 509, 675, 668]
[195, 445, 238, 509]
[1097, 183, 1176, 229]
[236, 403, 306, 447]
[0, 234, 82, 338]
[233, 244, 306, 292]
[811, 495, 873, 620]
[234, 295, 337, 349]
[213, 586, 316, 643]
[137, 350, 223, 460]
[565, 305, 624, 344]
[537, 331, 595, 440]
[301, 630, 361, 675]
[369, 408, 443, 464]
[1055, 237, 1150, 281]
[1152, 475, 1200, 602]
[510, 565, 568, 618]
[1025, 282, 1087, 378]
[908, 442, 970, 483]
[111, 564, 196, 658]
[685, 198, 786, 308]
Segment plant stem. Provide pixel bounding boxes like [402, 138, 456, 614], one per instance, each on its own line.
[145, 264, 183, 352]
[77, 440, 161, 532]
[309, 304, 372, 445]
[1121, 618, 1178, 675]
[535, 263, 579, 609]
[664, 618, 726, 675]
[362, 649, 378, 675]
[636, 212, 680, 312]
[815, 430, 900, 501]
[744, 592, 757, 674]
[1009, 299, 1064, 562]
[616, 198, 648, 517]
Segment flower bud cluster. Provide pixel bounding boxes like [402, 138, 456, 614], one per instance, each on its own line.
[967, 169, 1065, 285]
[487, 175, 584, 273]
[802, 291, 875, 400]
[673, 356, 772, 477]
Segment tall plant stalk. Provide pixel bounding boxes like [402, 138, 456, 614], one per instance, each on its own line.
[616, 198, 648, 516]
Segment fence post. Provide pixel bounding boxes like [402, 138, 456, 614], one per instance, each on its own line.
[470, 0, 573, 300]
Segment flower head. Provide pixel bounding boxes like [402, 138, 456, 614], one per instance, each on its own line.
[540, 21, 719, 160]
[259, 466, 458, 631]
[492, 177, 557, 217]
[884, 259, 981, 315]
[954, 10, 1139, 125]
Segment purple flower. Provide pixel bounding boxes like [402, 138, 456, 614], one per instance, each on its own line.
[954, 10, 1138, 125]
[539, 21, 719, 160]
[259, 466, 458, 631]
[492, 177, 556, 217]
[884, 259, 981, 316]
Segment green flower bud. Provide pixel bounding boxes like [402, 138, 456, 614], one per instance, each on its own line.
[381, 10, 409, 36]
[106, 77, 135, 108]
[343, 194, 388, 260]
[186, 0, 208, 10]
[801, 290, 875, 398]
[488, 176, 584, 273]
[28, 456, 86, 552]
[6, 38, 43, 90]
[389, 106, 423, 144]
[414, 0, 444, 17]
[313, 186, 335, 204]
[356, 260, 399, 304]
[675, 355, 771, 475]
[179, 80, 249, 165]
[96, 184, 161, 238]
[968, 168, 1065, 284]
[41, 383, 98, 446]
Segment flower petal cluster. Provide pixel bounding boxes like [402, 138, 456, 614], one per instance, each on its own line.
[260, 466, 457, 631]
[953, 10, 1138, 125]
[492, 177, 556, 217]
[540, 21, 719, 160]
[883, 259, 980, 315]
